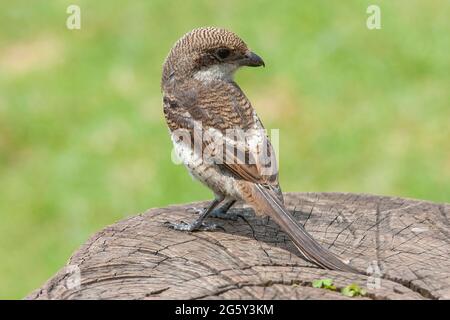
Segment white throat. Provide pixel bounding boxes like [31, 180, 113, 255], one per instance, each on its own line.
[194, 64, 238, 82]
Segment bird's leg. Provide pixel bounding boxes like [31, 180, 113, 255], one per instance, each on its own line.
[186, 200, 238, 220]
[209, 200, 238, 220]
[186, 200, 237, 219]
[165, 197, 224, 232]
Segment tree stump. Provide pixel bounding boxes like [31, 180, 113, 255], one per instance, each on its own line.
[27, 192, 450, 300]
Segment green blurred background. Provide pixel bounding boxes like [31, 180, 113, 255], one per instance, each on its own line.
[0, 0, 449, 299]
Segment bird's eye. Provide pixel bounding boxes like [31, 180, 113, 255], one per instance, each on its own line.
[216, 48, 231, 59]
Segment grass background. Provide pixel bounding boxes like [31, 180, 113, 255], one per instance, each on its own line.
[0, 0, 449, 299]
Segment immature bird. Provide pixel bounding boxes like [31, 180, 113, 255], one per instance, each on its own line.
[162, 27, 358, 273]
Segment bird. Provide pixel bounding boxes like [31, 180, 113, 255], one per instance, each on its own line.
[161, 27, 358, 273]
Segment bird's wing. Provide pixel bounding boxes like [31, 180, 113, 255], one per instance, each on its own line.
[164, 80, 282, 196]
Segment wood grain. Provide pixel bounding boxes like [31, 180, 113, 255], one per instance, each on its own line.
[27, 192, 450, 300]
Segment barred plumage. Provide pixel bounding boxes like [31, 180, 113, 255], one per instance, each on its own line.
[161, 27, 359, 273]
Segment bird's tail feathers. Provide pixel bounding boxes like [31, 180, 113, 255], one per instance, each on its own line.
[253, 184, 359, 273]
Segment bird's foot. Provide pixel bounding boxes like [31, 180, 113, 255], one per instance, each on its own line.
[164, 220, 224, 232]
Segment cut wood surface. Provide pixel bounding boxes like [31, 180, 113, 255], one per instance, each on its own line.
[27, 192, 450, 300]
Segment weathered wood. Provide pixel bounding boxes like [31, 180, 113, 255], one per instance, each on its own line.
[27, 192, 450, 300]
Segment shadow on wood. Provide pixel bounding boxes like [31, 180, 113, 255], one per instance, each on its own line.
[27, 192, 450, 300]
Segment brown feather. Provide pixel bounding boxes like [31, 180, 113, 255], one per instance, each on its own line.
[161, 27, 358, 273]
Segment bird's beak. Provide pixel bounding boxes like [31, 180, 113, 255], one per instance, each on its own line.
[240, 51, 265, 67]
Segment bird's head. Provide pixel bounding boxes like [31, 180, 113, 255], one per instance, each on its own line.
[162, 27, 265, 84]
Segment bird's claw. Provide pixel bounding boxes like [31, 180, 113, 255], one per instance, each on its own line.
[164, 220, 224, 232]
[199, 222, 224, 231]
[164, 221, 193, 231]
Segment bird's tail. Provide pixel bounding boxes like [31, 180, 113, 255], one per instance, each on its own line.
[253, 184, 359, 273]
